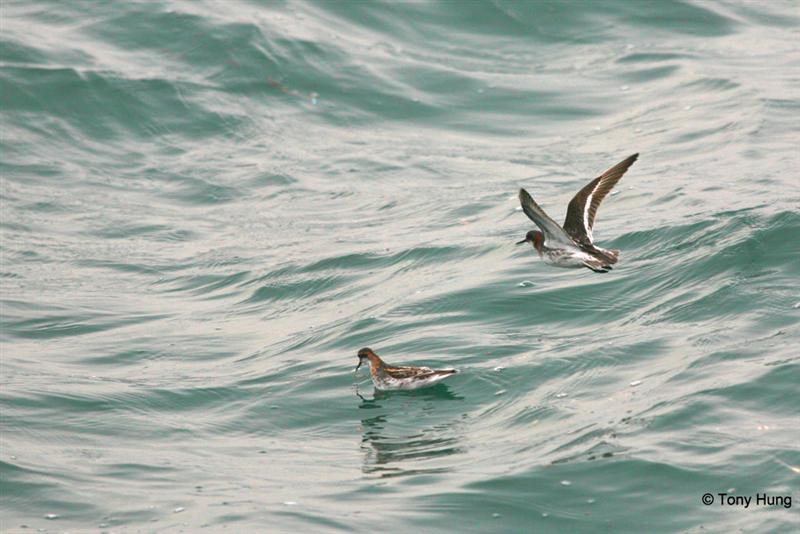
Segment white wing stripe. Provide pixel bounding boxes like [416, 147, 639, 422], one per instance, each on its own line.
[583, 181, 599, 243]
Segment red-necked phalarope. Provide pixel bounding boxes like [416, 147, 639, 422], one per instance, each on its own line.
[355, 348, 458, 390]
[517, 153, 638, 273]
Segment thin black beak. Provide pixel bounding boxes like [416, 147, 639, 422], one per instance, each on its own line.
[516, 238, 528, 245]
[355, 360, 363, 372]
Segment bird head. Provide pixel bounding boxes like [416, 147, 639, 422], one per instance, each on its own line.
[355, 347, 376, 372]
[516, 230, 543, 251]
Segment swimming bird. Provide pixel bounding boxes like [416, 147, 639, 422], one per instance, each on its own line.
[516, 153, 638, 272]
[355, 348, 458, 390]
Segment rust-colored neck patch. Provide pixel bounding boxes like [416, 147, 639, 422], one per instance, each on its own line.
[533, 232, 544, 251]
[367, 352, 383, 376]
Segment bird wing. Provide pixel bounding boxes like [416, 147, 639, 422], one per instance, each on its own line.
[563, 153, 638, 246]
[518, 188, 574, 246]
[385, 366, 455, 380]
[384, 366, 431, 379]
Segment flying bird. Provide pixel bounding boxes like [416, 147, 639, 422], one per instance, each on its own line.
[516, 153, 638, 272]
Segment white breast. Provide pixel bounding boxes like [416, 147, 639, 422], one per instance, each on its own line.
[541, 247, 588, 268]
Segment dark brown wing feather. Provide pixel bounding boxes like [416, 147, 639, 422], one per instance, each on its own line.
[385, 366, 456, 380]
[563, 153, 638, 246]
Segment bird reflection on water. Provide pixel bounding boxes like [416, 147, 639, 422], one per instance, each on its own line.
[355, 385, 467, 477]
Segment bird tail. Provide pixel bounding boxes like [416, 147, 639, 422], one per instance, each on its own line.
[604, 248, 620, 264]
[588, 247, 619, 265]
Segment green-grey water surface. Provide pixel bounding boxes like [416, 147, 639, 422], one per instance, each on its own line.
[1, 1, 799, 532]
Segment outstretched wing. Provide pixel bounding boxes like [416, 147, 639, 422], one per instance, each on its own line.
[518, 188, 573, 246]
[563, 153, 638, 246]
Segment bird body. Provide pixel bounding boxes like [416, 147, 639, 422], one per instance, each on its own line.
[538, 243, 609, 270]
[355, 348, 457, 390]
[517, 153, 638, 273]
